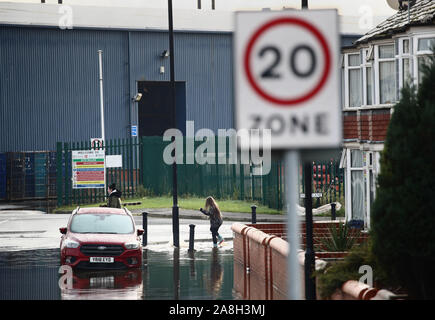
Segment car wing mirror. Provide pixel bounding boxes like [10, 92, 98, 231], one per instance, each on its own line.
[137, 229, 144, 236]
[59, 227, 67, 234]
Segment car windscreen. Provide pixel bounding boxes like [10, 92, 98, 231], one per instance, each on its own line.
[70, 214, 134, 234]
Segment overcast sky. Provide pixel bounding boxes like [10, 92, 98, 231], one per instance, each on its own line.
[0, 0, 397, 17]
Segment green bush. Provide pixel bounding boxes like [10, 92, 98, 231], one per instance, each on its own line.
[370, 55, 435, 299]
[316, 241, 389, 299]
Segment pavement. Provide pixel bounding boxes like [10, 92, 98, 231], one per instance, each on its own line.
[128, 207, 288, 223]
[0, 201, 339, 223]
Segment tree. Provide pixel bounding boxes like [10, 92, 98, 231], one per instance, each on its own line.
[371, 55, 435, 299]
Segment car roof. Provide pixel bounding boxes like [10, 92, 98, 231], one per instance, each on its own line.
[75, 207, 128, 215]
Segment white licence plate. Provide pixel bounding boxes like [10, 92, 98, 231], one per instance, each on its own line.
[89, 257, 114, 263]
[90, 276, 115, 288]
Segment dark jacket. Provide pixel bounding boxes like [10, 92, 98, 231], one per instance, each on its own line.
[107, 189, 122, 208]
[200, 207, 222, 229]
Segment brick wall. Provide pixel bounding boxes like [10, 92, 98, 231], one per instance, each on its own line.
[372, 110, 391, 141]
[343, 108, 391, 142]
[343, 112, 358, 140]
[232, 222, 370, 299]
[232, 223, 322, 300]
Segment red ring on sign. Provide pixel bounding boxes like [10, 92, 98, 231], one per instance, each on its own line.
[244, 17, 331, 106]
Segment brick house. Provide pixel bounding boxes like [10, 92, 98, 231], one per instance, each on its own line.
[340, 0, 435, 228]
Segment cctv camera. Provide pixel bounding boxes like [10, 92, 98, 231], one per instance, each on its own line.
[160, 50, 169, 58]
[132, 93, 142, 102]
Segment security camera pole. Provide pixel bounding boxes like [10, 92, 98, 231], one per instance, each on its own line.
[168, 0, 180, 248]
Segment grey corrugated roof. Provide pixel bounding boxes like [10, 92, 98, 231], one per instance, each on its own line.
[355, 0, 435, 45]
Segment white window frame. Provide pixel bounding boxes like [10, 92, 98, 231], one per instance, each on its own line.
[375, 42, 396, 105]
[362, 47, 374, 106]
[344, 147, 382, 229]
[397, 37, 413, 93]
[413, 34, 435, 87]
[345, 149, 365, 224]
[344, 52, 362, 108]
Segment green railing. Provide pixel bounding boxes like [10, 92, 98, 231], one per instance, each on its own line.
[56, 136, 344, 210]
[56, 138, 141, 207]
[302, 159, 345, 208]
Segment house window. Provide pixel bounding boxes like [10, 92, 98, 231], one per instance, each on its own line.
[401, 38, 412, 87]
[363, 47, 374, 106]
[403, 58, 412, 86]
[403, 39, 410, 53]
[350, 150, 365, 222]
[343, 149, 381, 229]
[348, 53, 361, 107]
[366, 66, 373, 105]
[418, 37, 435, 51]
[416, 37, 435, 84]
[378, 44, 396, 104]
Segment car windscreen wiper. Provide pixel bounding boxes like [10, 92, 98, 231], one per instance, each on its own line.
[77, 232, 119, 234]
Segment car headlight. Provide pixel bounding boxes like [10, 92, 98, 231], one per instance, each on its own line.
[125, 242, 140, 250]
[65, 239, 80, 249]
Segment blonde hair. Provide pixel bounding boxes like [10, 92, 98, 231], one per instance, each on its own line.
[205, 196, 222, 220]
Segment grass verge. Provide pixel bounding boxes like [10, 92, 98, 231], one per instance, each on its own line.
[53, 196, 282, 215]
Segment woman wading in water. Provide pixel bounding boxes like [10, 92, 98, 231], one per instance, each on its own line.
[200, 196, 224, 248]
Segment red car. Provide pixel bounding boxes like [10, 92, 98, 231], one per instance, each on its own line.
[60, 207, 144, 269]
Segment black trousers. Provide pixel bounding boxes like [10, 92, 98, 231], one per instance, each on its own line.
[210, 226, 221, 244]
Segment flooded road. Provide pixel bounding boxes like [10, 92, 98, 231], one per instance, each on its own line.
[0, 206, 238, 300]
[0, 245, 235, 300]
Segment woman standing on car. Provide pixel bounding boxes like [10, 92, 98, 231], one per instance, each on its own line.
[200, 196, 224, 248]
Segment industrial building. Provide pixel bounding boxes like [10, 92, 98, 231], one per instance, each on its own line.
[0, 2, 361, 202]
[0, 2, 360, 153]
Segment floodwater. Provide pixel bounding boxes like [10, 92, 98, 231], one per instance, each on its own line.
[0, 244, 236, 300]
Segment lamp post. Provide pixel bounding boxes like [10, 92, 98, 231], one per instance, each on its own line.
[167, 0, 179, 248]
[97, 49, 107, 198]
[304, 162, 316, 300]
[301, 0, 317, 301]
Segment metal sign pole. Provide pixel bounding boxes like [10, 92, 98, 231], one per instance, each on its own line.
[285, 150, 302, 300]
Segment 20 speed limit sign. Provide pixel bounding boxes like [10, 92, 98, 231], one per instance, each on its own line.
[234, 10, 342, 149]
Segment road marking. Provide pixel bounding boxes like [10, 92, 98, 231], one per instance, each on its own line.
[0, 231, 46, 235]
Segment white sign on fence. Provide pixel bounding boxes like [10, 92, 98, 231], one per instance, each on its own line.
[105, 155, 123, 168]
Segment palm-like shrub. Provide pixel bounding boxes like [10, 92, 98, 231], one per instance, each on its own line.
[320, 223, 359, 252]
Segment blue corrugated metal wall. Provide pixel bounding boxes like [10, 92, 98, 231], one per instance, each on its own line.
[0, 26, 234, 152]
[0, 27, 131, 152]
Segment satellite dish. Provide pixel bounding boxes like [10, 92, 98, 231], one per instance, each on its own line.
[386, 0, 400, 10]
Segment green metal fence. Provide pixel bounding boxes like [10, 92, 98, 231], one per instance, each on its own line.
[56, 136, 344, 210]
[56, 138, 141, 207]
[302, 159, 345, 208]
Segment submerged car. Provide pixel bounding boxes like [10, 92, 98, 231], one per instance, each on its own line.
[60, 207, 144, 269]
